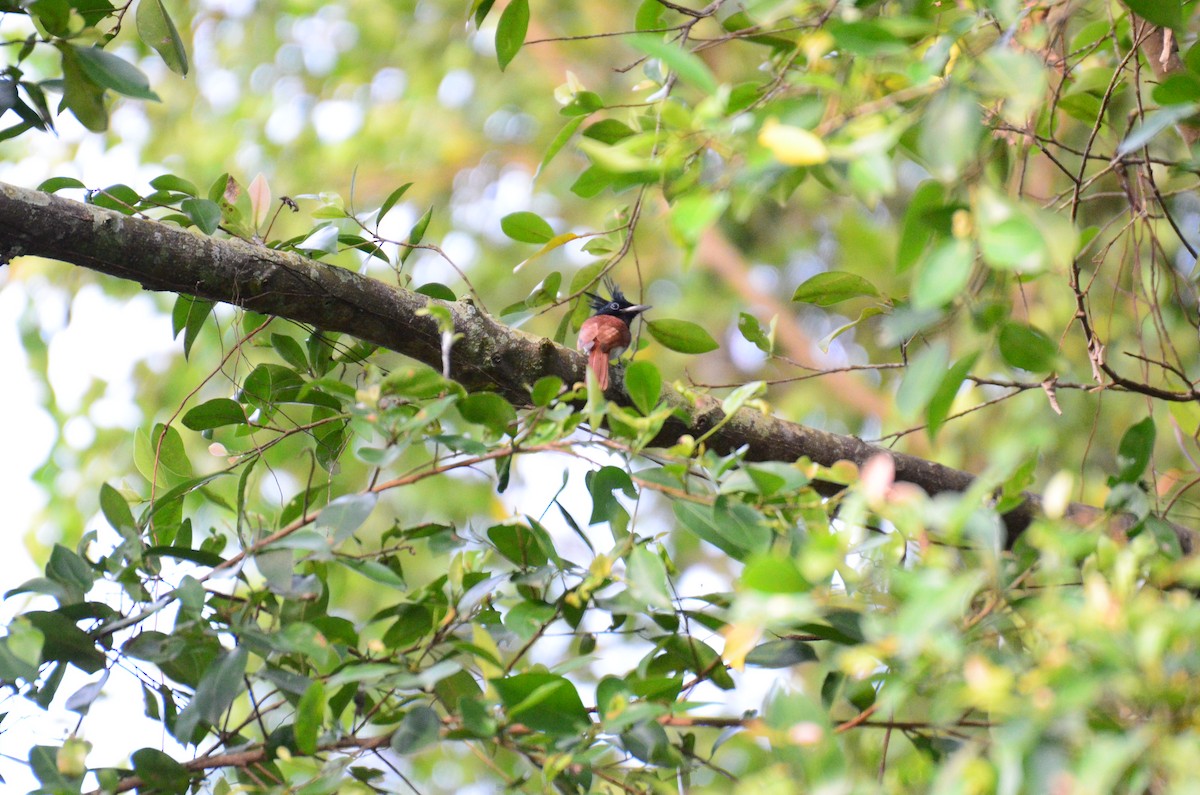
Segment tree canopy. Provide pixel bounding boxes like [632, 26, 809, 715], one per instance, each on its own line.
[3, 0, 1200, 792]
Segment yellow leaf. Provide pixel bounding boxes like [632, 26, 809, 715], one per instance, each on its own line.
[513, 232, 579, 272]
[759, 118, 829, 166]
[721, 622, 762, 671]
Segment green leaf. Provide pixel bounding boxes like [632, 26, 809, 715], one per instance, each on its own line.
[658, 634, 733, 689]
[621, 720, 675, 766]
[0, 633, 40, 683]
[926, 352, 979, 441]
[492, 673, 591, 735]
[134, 423, 194, 486]
[143, 545, 225, 567]
[897, 342, 950, 421]
[975, 48, 1047, 124]
[30, 745, 82, 791]
[29, 0, 70, 36]
[131, 747, 190, 792]
[151, 173, 198, 196]
[796, 610, 865, 645]
[124, 629, 220, 688]
[645, 319, 718, 354]
[626, 545, 673, 610]
[740, 556, 809, 594]
[998, 322, 1057, 372]
[847, 150, 896, 203]
[560, 89, 605, 117]
[89, 183, 140, 214]
[382, 603, 435, 648]
[391, 705, 441, 754]
[913, 240, 973, 309]
[635, 0, 663, 31]
[242, 363, 305, 408]
[1117, 104, 1197, 155]
[25, 611, 105, 673]
[739, 462, 807, 496]
[400, 207, 433, 265]
[1120, 0, 1182, 29]
[72, 45, 160, 101]
[624, 360, 662, 415]
[382, 364, 461, 400]
[181, 198, 221, 234]
[59, 44, 108, 131]
[792, 271, 880, 305]
[570, 164, 615, 197]
[537, 116, 585, 178]
[500, 210, 554, 244]
[669, 192, 729, 245]
[458, 392, 518, 435]
[271, 332, 309, 370]
[896, 180, 947, 272]
[1152, 73, 1200, 105]
[569, 261, 606, 294]
[173, 646, 249, 741]
[377, 182, 413, 223]
[721, 380, 765, 417]
[495, 0, 529, 71]
[488, 523, 549, 568]
[181, 398, 246, 430]
[918, 89, 982, 181]
[38, 176, 86, 193]
[583, 118, 636, 144]
[721, 11, 796, 49]
[504, 599, 556, 640]
[828, 20, 906, 56]
[979, 215, 1045, 273]
[976, 188, 1078, 274]
[673, 501, 771, 560]
[314, 493, 378, 543]
[737, 312, 774, 354]
[473, 0, 497, 27]
[588, 466, 636, 526]
[5, 577, 72, 603]
[1143, 515, 1183, 559]
[136, 0, 189, 75]
[1112, 417, 1155, 485]
[629, 33, 718, 94]
[99, 483, 137, 536]
[745, 639, 818, 668]
[415, 282, 456, 301]
[46, 545, 94, 603]
[530, 375, 563, 406]
[294, 680, 324, 754]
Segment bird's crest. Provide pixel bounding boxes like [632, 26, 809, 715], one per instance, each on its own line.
[585, 277, 627, 310]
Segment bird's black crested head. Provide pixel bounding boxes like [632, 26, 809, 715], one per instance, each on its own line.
[586, 277, 629, 313]
[584, 277, 650, 320]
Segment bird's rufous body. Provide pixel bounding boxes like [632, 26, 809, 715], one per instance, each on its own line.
[577, 281, 650, 391]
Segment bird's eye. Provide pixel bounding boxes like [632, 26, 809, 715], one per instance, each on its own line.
[610, 302, 619, 310]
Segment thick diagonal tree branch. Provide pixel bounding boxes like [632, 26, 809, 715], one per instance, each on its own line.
[0, 182, 1192, 551]
[1132, 17, 1200, 148]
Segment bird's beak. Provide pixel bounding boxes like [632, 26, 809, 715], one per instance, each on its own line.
[622, 304, 651, 315]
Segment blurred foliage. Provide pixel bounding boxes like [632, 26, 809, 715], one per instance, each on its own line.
[4, 0, 1200, 792]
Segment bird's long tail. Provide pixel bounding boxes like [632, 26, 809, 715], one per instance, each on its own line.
[588, 346, 610, 390]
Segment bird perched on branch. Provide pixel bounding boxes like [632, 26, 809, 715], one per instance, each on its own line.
[578, 279, 650, 391]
